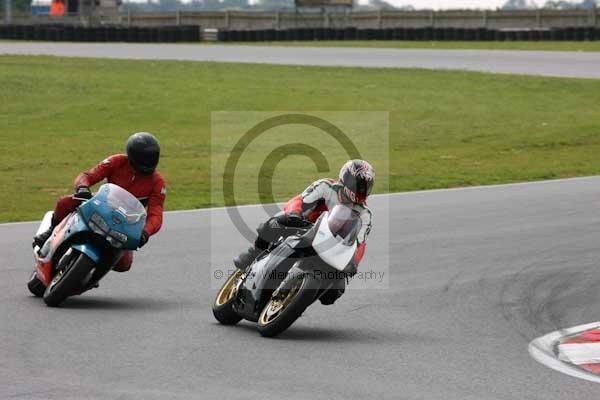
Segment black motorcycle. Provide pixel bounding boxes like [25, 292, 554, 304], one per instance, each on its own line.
[213, 204, 361, 337]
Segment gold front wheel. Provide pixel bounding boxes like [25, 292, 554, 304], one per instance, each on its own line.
[258, 276, 304, 326]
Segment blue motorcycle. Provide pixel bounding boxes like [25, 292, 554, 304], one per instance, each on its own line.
[28, 183, 147, 307]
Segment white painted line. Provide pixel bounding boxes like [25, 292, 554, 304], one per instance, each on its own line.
[2, 175, 599, 227]
[528, 321, 600, 384]
[376, 175, 600, 196]
[0, 220, 40, 227]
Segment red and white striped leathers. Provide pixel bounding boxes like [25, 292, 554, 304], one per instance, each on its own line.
[283, 178, 372, 266]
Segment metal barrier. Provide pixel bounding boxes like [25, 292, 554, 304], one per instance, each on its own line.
[0, 24, 201, 42]
[217, 27, 599, 42]
[1, 25, 598, 42]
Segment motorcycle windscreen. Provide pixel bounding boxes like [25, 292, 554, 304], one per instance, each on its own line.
[104, 184, 147, 225]
[312, 205, 360, 271]
[82, 183, 148, 250]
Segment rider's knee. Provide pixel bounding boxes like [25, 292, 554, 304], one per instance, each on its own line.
[113, 251, 133, 272]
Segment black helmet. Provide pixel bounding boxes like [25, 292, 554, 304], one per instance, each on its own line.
[126, 132, 160, 175]
[339, 160, 375, 205]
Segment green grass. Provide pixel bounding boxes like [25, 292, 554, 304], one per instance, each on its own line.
[235, 40, 600, 52]
[1, 55, 600, 222]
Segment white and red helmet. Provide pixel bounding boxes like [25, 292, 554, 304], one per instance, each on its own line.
[338, 160, 375, 205]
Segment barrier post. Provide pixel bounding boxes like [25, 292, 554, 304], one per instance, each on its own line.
[344, 8, 349, 29]
[429, 10, 434, 28]
[4, 0, 12, 25]
[176, 10, 181, 26]
[78, 0, 84, 24]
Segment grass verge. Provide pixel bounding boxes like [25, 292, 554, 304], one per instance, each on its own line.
[1, 55, 600, 222]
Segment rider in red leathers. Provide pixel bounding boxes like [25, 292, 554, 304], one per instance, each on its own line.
[233, 160, 374, 305]
[33, 132, 166, 272]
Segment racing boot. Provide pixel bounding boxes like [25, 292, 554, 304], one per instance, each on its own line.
[319, 288, 345, 305]
[33, 223, 56, 249]
[319, 278, 346, 305]
[233, 246, 262, 270]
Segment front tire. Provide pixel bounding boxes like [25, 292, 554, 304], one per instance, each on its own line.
[212, 269, 244, 325]
[27, 270, 45, 297]
[257, 269, 318, 338]
[43, 250, 95, 307]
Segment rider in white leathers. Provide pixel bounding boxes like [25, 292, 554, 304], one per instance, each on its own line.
[233, 160, 375, 305]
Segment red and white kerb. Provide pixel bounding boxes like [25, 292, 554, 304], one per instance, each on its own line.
[558, 328, 600, 375]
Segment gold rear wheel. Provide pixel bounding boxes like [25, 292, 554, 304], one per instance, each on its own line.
[212, 269, 244, 325]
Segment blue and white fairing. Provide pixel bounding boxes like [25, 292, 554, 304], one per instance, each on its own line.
[39, 183, 147, 264]
[78, 183, 147, 251]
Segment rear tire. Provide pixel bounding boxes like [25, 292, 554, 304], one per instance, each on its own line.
[27, 270, 45, 298]
[212, 269, 244, 325]
[43, 250, 95, 307]
[257, 269, 318, 338]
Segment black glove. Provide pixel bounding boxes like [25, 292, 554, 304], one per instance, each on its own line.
[277, 212, 308, 228]
[138, 230, 149, 248]
[73, 186, 92, 200]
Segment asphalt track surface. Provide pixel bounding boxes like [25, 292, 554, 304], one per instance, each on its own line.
[2, 177, 600, 399]
[1, 42, 600, 79]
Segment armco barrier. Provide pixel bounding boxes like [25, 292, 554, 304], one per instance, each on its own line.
[215, 27, 600, 42]
[0, 24, 201, 42]
[0, 25, 598, 43]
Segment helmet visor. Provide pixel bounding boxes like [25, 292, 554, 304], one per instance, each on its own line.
[342, 175, 373, 204]
[129, 151, 159, 175]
